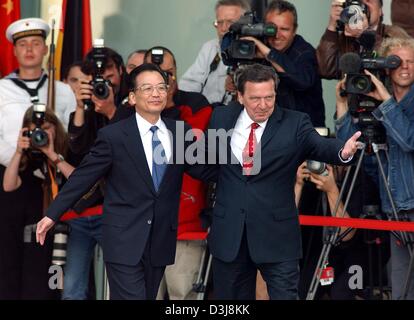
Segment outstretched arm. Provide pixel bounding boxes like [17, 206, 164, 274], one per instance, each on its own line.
[36, 129, 113, 245]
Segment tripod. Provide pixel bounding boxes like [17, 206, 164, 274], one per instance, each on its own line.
[306, 141, 414, 300]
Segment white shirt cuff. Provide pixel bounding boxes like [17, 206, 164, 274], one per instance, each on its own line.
[338, 148, 353, 163]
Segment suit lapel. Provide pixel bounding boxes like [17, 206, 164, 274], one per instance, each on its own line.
[225, 104, 244, 165]
[259, 106, 283, 150]
[122, 116, 157, 195]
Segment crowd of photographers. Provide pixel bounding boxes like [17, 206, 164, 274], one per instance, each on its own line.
[1, 0, 414, 300]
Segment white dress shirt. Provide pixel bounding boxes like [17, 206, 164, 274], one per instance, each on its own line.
[230, 109, 268, 165]
[135, 112, 172, 175]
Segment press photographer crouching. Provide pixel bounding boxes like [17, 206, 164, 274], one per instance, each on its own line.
[335, 37, 414, 299]
[296, 161, 388, 300]
[2, 105, 75, 299]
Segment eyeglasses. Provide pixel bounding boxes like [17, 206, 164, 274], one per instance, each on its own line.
[213, 19, 237, 28]
[134, 84, 169, 95]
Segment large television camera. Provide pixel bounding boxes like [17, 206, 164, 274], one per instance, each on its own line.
[221, 12, 277, 67]
[336, 0, 367, 32]
[339, 32, 401, 145]
[82, 39, 112, 109]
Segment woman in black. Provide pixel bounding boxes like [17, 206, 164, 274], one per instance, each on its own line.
[1, 106, 74, 299]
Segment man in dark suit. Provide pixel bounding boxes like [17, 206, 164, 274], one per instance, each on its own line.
[205, 63, 360, 300]
[36, 64, 213, 300]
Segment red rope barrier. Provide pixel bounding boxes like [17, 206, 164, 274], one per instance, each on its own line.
[299, 215, 414, 232]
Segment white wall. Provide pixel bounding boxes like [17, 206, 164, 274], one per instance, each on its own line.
[90, 0, 217, 77]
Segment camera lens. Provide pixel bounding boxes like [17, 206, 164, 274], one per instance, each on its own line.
[231, 40, 255, 59]
[353, 76, 369, 91]
[93, 82, 110, 100]
[31, 129, 49, 148]
[238, 42, 252, 56]
[51, 223, 71, 266]
[306, 160, 328, 176]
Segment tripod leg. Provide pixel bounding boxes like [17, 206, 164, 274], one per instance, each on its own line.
[401, 247, 414, 300]
[306, 148, 364, 300]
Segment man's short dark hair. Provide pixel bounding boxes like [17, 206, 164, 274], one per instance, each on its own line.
[82, 46, 125, 75]
[144, 46, 177, 67]
[215, 0, 251, 12]
[62, 61, 83, 81]
[265, 0, 298, 29]
[128, 63, 168, 92]
[236, 64, 279, 94]
[82, 46, 129, 98]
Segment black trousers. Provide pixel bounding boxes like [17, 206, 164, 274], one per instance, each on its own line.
[212, 229, 300, 300]
[0, 166, 58, 300]
[105, 239, 165, 300]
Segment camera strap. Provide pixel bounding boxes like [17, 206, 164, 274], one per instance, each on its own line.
[201, 52, 221, 92]
[8, 74, 48, 103]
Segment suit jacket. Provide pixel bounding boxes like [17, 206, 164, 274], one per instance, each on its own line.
[46, 115, 196, 267]
[207, 103, 346, 264]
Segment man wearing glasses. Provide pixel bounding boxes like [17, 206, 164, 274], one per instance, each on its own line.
[179, 0, 250, 105]
[36, 64, 215, 300]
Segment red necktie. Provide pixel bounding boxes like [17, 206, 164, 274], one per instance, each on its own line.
[242, 123, 259, 176]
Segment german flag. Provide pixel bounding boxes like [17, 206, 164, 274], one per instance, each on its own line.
[0, 0, 20, 77]
[56, 0, 92, 80]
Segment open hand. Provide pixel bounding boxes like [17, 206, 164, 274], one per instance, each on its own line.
[341, 131, 362, 160]
[36, 216, 55, 246]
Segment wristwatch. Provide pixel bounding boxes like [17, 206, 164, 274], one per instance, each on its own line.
[53, 154, 65, 166]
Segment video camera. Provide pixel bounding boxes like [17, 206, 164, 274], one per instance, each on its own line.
[339, 33, 401, 145]
[82, 39, 112, 109]
[221, 12, 277, 67]
[23, 103, 49, 149]
[340, 52, 401, 96]
[336, 0, 367, 32]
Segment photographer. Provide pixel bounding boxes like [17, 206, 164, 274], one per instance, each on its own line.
[179, 0, 250, 105]
[317, 0, 409, 80]
[238, 0, 325, 127]
[69, 46, 128, 159]
[335, 37, 414, 299]
[298, 162, 387, 299]
[1, 106, 74, 299]
[60, 46, 129, 300]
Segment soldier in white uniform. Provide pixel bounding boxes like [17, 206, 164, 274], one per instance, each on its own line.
[0, 18, 76, 167]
